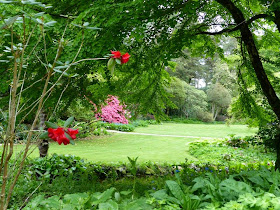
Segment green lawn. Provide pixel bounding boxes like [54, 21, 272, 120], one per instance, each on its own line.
[13, 123, 258, 163]
[134, 123, 257, 138]
[15, 134, 200, 164]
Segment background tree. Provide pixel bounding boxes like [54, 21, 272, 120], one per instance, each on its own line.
[207, 83, 232, 120]
[165, 77, 210, 120]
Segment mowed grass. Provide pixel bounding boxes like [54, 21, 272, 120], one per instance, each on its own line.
[14, 134, 199, 164]
[134, 123, 257, 138]
[13, 123, 258, 163]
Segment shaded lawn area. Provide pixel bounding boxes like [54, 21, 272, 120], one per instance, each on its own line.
[14, 134, 201, 164]
[134, 123, 257, 138]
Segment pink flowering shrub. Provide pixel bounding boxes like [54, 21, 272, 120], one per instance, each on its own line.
[95, 95, 131, 124]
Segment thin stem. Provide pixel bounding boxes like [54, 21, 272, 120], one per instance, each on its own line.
[52, 80, 70, 117]
[4, 24, 69, 208]
[19, 182, 43, 210]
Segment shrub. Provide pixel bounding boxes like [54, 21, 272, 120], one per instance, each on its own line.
[196, 110, 214, 122]
[226, 134, 248, 148]
[95, 120, 157, 132]
[27, 154, 91, 181]
[254, 122, 279, 150]
[95, 95, 131, 124]
[76, 121, 107, 138]
[97, 122, 135, 132]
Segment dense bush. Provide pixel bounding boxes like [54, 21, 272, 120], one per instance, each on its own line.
[96, 120, 158, 132]
[196, 110, 214, 122]
[254, 122, 280, 150]
[75, 121, 108, 138]
[166, 117, 225, 124]
[226, 134, 248, 148]
[100, 122, 136, 132]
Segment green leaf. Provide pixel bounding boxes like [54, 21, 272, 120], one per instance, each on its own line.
[151, 189, 168, 200]
[1, 15, 20, 30]
[44, 21, 57, 27]
[165, 180, 185, 202]
[34, 12, 45, 17]
[40, 196, 61, 209]
[91, 188, 115, 205]
[99, 200, 118, 210]
[64, 116, 74, 127]
[64, 132, 73, 141]
[114, 192, 121, 202]
[85, 26, 102, 30]
[107, 58, 116, 75]
[39, 131, 49, 139]
[120, 190, 132, 196]
[53, 68, 69, 77]
[0, 0, 14, 4]
[116, 59, 121, 65]
[71, 23, 83, 28]
[45, 121, 58, 129]
[28, 194, 45, 209]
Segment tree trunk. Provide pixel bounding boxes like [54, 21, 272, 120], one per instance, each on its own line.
[38, 139, 49, 157]
[273, 11, 280, 33]
[37, 111, 49, 157]
[211, 103, 215, 118]
[214, 107, 220, 121]
[216, 0, 280, 169]
[275, 132, 280, 170]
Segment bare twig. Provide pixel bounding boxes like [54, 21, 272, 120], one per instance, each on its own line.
[19, 182, 43, 210]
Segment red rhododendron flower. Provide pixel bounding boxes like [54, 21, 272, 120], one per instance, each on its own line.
[121, 53, 130, 64]
[67, 128, 79, 140]
[48, 127, 70, 145]
[111, 51, 121, 58]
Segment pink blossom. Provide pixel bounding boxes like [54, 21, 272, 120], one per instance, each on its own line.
[95, 95, 131, 124]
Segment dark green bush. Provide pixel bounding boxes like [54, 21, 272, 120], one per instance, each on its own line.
[254, 122, 280, 150]
[96, 122, 135, 132]
[76, 121, 107, 138]
[27, 154, 91, 181]
[226, 134, 248, 148]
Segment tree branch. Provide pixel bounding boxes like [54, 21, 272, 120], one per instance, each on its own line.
[196, 13, 269, 35]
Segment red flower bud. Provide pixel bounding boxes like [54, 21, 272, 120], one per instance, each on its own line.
[121, 53, 130, 64]
[111, 51, 121, 58]
[66, 128, 79, 140]
[48, 127, 70, 145]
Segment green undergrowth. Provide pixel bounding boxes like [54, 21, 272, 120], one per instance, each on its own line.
[9, 152, 277, 209]
[188, 140, 276, 166]
[22, 162, 280, 209]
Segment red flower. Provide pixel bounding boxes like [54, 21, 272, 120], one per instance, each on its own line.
[121, 53, 130, 64]
[66, 128, 79, 140]
[48, 127, 70, 145]
[111, 51, 121, 58]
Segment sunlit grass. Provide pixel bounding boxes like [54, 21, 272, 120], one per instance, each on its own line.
[14, 134, 201, 164]
[134, 123, 257, 138]
[12, 123, 258, 163]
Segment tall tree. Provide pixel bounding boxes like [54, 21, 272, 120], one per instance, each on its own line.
[207, 83, 232, 120]
[67, 0, 280, 168]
